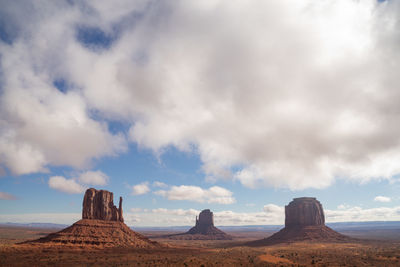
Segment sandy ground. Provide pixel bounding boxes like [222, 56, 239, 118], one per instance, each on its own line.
[1, 226, 400, 266]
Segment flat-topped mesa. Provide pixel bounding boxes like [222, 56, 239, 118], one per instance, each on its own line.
[82, 188, 124, 222]
[246, 197, 349, 246]
[285, 197, 324, 227]
[196, 209, 214, 227]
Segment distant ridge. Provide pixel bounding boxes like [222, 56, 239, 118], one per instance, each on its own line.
[2, 221, 400, 231]
[0, 222, 68, 229]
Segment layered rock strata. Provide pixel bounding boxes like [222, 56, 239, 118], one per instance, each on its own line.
[168, 209, 232, 240]
[29, 219, 159, 248]
[247, 197, 349, 246]
[82, 188, 123, 222]
[285, 197, 324, 227]
[23, 188, 159, 248]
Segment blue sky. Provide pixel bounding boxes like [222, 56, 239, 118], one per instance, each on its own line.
[1, 0, 400, 226]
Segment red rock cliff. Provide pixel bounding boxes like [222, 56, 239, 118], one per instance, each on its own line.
[82, 188, 124, 222]
[285, 197, 324, 227]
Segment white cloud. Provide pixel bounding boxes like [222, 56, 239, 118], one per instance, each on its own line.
[130, 207, 142, 213]
[123, 206, 284, 226]
[0, 2, 127, 176]
[124, 209, 199, 226]
[48, 176, 85, 194]
[78, 170, 109, 186]
[126, 205, 400, 226]
[151, 208, 199, 217]
[152, 181, 168, 188]
[326, 206, 400, 222]
[337, 204, 350, 210]
[0, 80, 127, 175]
[0, 192, 17, 200]
[154, 185, 235, 204]
[2, 205, 400, 227]
[2, 0, 400, 190]
[263, 204, 284, 214]
[47, 170, 109, 194]
[374, 196, 391, 203]
[131, 182, 150, 195]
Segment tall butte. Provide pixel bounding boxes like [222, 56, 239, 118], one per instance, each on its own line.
[82, 188, 124, 222]
[168, 209, 232, 240]
[248, 197, 349, 246]
[24, 188, 159, 248]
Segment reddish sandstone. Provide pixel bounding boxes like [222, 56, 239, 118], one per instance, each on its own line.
[82, 188, 123, 222]
[22, 188, 159, 248]
[247, 197, 349, 246]
[168, 209, 232, 240]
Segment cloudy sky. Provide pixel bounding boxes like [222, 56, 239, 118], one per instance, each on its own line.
[1, 0, 400, 227]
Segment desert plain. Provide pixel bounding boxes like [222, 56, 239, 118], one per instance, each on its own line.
[1, 224, 400, 266]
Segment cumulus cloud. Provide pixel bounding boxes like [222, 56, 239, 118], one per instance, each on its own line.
[326, 206, 400, 222]
[123, 206, 285, 226]
[125, 205, 400, 227]
[152, 181, 168, 188]
[48, 170, 109, 193]
[124, 208, 201, 226]
[0, 192, 17, 200]
[2, 0, 400, 190]
[337, 204, 351, 210]
[151, 208, 199, 216]
[77, 170, 109, 186]
[374, 196, 391, 203]
[2, 204, 400, 226]
[263, 204, 284, 214]
[131, 182, 150, 195]
[48, 176, 85, 194]
[155, 185, 235, 204]
[0, 1, 127, 176]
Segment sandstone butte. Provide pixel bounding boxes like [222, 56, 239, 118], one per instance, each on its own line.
[168, 209, 232, 240]
[22, 188, 160, 248]
[247, 197, 349, 246]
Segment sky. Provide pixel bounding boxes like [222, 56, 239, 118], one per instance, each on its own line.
[1, 0, 400, 227]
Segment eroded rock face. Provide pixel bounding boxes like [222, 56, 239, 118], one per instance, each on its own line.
[197, 209, 214, 227]
[246, 197, 348, 246]
[82, 188, 123, 222]
[285, 197, 325, 227]
[23, 188, 163, 248]
[183, 209, 231, 239]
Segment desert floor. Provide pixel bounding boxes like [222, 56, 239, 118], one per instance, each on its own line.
[1, 226, 400, 266]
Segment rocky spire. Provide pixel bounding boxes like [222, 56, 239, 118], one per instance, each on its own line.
[118, 196, 124, 223]
[82, 188, 123, 222]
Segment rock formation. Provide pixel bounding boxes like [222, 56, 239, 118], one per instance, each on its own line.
[187, 209, 215, 235]
[167, 209, 232, 240]
[82, 188, 123, 222]
[285, 197, 324, 227]
[247, 197, 349, 246]
[23, 188, 159, 248]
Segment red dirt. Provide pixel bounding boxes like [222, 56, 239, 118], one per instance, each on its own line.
[247, 225, 351, 246]
[21, 219, 161, 248]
